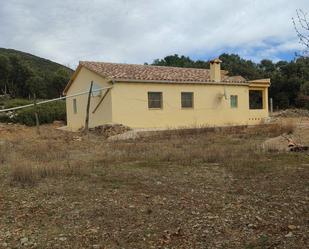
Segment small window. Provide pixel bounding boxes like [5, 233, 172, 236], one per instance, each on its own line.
[148, 92, 162, 109]
[73, 99, 77, 114]
[249, 90, 263, 109]
[181, 92, 194, 108]
[230, 95, 238, 108]
[92, 83, 102, 97]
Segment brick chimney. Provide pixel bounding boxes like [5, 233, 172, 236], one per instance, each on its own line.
[210, 58, 222, 82]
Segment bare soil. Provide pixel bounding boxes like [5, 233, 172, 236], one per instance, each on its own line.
[0, 118, 308, 249]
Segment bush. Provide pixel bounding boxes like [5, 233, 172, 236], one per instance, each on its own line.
[1, 98, 33, 108]
[0, 113, 11, 123]
[12, 101, 66, 126]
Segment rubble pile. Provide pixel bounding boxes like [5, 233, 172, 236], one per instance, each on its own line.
[273, 108, 309, 118]
[90, 124, 131, 138]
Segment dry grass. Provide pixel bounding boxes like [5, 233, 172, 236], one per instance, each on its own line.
[0, 120, 308, 248]
[3, 121, 298, 185]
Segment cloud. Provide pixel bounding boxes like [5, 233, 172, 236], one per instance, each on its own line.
[0, 0, 308, 67]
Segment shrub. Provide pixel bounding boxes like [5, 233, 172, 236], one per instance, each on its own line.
[1, 98, 33, 108]
[12, 101, 66, 126]
[0, 113, 11, 123]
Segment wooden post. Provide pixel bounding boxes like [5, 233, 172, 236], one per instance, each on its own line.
[269, 98, 273, 114]
[84, 81, 93, 133]
[92, 88, 111, 114]
[33, 93, 40, 135]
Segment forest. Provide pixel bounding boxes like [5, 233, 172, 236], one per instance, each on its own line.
[151, 54, 309, 110]
[0, 48, 308, 110]
[0, 48, 73, 99]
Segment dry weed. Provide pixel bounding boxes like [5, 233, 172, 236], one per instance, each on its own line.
[11, 160, 37, 185]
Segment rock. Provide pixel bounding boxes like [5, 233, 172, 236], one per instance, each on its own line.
[59, 237, 67, 241]
[90, 124, 131, 138]
[288, 225, 297, 230]
[53, 120, 65, 126]
[2, 242, 8, 247]
[285, 232, 293, 238]
[4, 231, 11, 238]
[255, 216, 263, 222]
[73, 136, 82, 141]
[273, 109, 309, 118]
[20, 237, 28, 244]
[92, 245, 101, 249]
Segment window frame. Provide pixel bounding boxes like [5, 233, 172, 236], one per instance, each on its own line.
[181, 92, 194, 108]
[148, 92, 163, 109]
[249, 90, 264, 110]
[230, 95, 238, 108]
[73, 98, 77, 114]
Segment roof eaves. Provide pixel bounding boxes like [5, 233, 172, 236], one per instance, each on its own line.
[113, 78, 249, 86]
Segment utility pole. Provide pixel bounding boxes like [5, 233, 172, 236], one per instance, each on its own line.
[84, 81, 93, 133]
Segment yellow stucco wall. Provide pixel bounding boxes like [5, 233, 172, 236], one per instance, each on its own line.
[66, 67, 112, 131]
[111, 82, 268, 128]
[65, 66, 269, 131]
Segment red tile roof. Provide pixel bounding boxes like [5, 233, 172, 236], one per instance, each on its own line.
[63, 61, 248, 94]
[79, 61, 246, 83]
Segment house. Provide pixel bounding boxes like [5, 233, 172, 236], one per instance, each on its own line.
[63, 59, 270, 131]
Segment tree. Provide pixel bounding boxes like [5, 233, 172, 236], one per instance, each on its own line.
[0, 55, 11, 94]
[50, 69, 71, 97]
[7, 56, 34, 97]
[293, 9, 309, 56]
[219, 53, 262, 80]
[25, 76, 47, 98]
[300, 81, 309, 95]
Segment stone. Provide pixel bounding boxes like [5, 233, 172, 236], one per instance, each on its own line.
[20, 237, 28, 244]
[285, 232, 293, 238]
[288, 225, 297, 230]
[255, 216, 262, 222]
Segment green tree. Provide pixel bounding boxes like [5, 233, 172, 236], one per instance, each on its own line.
[300, 81, 309, 95]
[0, 55, 11, 94]
[8, 56, 34, 97]
[25, 75, 47, 98]
[50, 69, 71, 97]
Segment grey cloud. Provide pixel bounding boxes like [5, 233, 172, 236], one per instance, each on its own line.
[0, 0, 308, 68]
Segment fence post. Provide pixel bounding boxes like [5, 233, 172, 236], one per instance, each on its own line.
[33, 93, 40, 135]
[269, 98, 273, 114]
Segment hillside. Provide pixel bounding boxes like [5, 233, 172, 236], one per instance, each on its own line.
[0, 48, 73, 98]
[0, 48, 73, 76]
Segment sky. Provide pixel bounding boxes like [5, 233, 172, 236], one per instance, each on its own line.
[0, 0, 308, 68]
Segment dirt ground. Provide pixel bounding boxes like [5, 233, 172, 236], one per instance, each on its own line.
[0, 118, 308, 249]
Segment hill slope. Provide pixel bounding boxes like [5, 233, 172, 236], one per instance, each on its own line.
[0, 48, 73, 75]
[0, 48, 73, 98]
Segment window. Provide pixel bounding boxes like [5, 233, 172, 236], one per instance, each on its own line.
[230, 95, 238, 108]
[148, 92, 162, 109]
[92, 83, 102, 97]
[181, 92, 194, 108]
[249, 90, 263, 109]
[73, 99, 77, 114]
